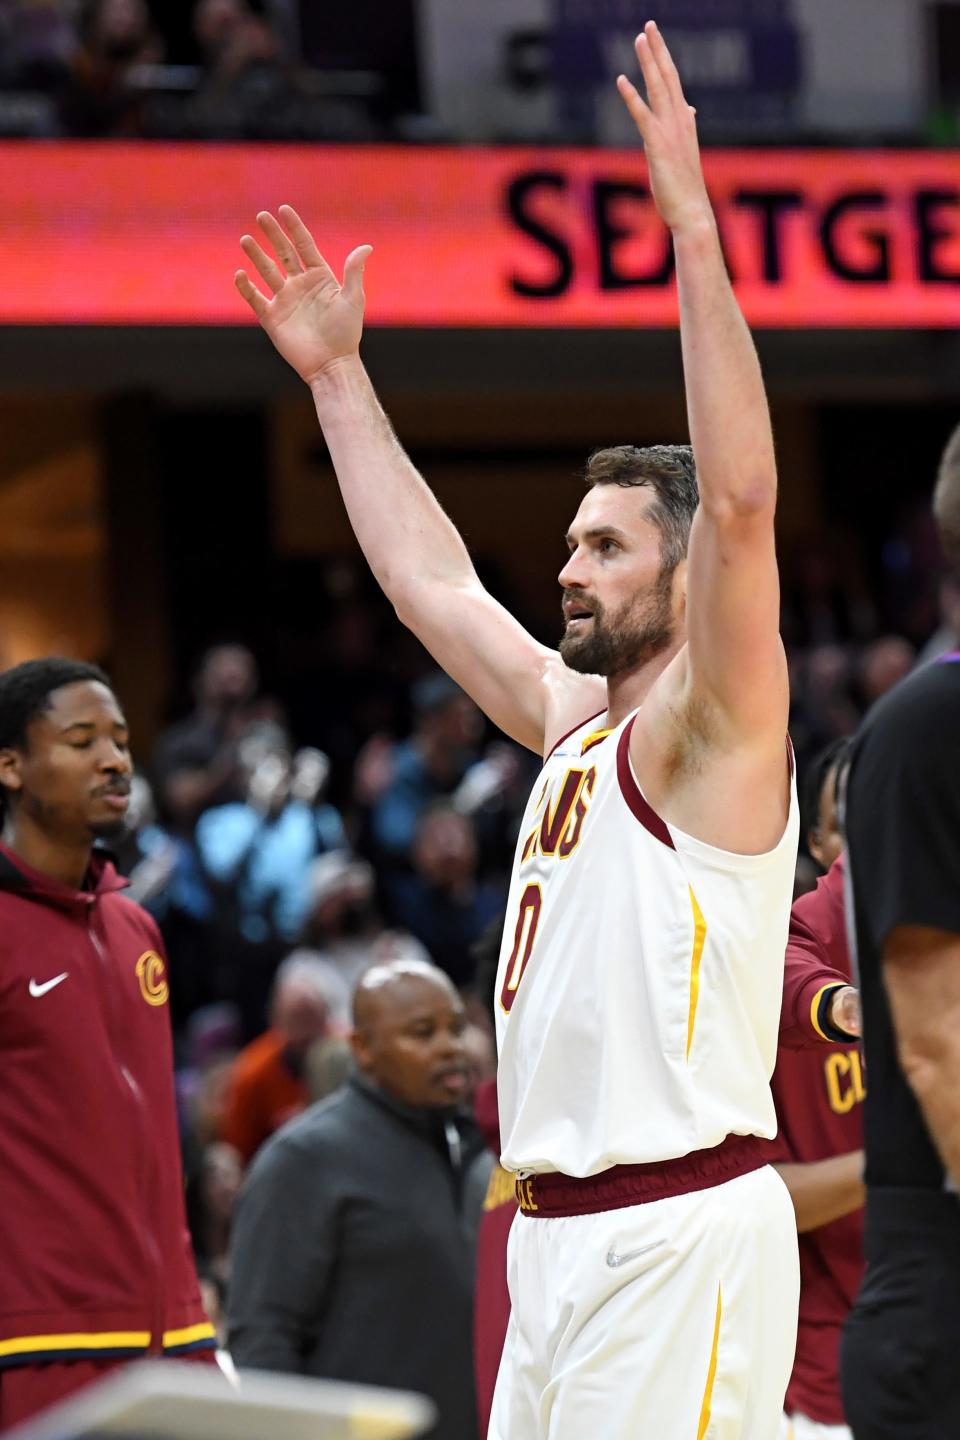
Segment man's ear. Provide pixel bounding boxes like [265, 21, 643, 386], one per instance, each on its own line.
[349, 1027, 371, 1075]
[0, 748, 23, 804]
[807, 828, 824, 868]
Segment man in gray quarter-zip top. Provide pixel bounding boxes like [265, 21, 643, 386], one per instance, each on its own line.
[228, 958, 491, 1440]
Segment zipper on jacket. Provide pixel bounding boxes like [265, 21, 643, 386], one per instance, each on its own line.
[88, 914, 167, 1355]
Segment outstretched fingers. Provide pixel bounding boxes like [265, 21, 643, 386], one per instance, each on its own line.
[235, 269, 269, 319]
[341, 244, 373, 304]
[278, 204, 329, 272]
[239, 233, 285, 294]
[645, 21, 687, 109]
[257, 210, 304, 277]
[616, 72, 652, 135]
[634, 25, 670, 114]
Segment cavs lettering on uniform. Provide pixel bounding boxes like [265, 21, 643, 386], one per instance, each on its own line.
[520, 765, 598, 864]
[496, 705, 799, 1168]
[136, 950, 169, 1007]
[502, 763, 599, 1012]
[824, 1048, 867, 1115]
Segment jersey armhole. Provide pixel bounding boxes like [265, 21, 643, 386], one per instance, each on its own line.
[616, 716, 676, 850]
[543, 708, 608, 764]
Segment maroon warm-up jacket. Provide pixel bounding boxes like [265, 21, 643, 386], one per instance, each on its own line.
[0, 842, 214, 1369]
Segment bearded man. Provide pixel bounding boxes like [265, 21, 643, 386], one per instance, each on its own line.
[236, 21, 800, 1438]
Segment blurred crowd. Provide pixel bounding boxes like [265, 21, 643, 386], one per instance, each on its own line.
[135, 633, 530, 1340]
[0, 0, 417, 139]
[112, 488, 960, 1350]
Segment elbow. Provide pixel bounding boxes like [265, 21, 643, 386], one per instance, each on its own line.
[392, 593, 413, 629]
[390, 573, 423, 629]
[701, 478, 777, 527]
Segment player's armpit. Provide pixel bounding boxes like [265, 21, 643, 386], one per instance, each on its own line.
[884, 925, 960, 1189]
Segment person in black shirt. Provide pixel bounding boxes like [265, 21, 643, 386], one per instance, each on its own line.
[841, 425, 960, 1439]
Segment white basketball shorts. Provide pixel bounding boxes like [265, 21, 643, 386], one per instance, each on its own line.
[489, 1164, 799, 1440]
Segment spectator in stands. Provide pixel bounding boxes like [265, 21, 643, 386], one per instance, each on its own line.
[767, 856, 865, 1440]
[60, 0, 163, 136]
[194, 724, 346, 945]
[385, 804, 503, 988]
[0, 0, 75, 91]
[152, 643, 260, 834]
[368, 671, 482, 864]
[174, 0, 303, 140]
[193, 0, 278, 86]
[228, 959, 489, 1440]
[186, 1140, 243, 1296]
[283, 850, 383, 1027]
[220, 954, 349, 1165]
[790, 643, 859, 778]
[856, 634, 915, 708]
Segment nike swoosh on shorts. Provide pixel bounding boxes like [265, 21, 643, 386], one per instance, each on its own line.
[605, 1239, 666, 1268]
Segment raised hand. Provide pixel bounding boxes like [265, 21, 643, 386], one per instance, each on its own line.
[236, 206, 371, 385]
[616, 21, 712, 235]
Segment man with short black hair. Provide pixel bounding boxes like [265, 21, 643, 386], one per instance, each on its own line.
[841, 424, 960, 1438]
[0, 658, 214, 1430]
[227, 959, 489, 1440]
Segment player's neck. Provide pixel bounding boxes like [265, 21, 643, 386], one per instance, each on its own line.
[604, 639, 683, 728]
[2, 812, 93, 891]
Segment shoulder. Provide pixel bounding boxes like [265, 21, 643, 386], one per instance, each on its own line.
[855, 659, 960, 758]
[848, 661, 960, 819]
[248, 1089, 353, 1179]
[540, 662, 608, 761]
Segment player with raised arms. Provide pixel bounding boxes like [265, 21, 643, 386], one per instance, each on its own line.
[237, 21, 800, 1438]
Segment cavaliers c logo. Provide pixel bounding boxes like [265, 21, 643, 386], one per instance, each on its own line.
[136, 950, 169, 1007]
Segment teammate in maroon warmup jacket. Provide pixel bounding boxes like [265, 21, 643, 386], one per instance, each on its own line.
[765, 857, 863, 1438]
[0, 659, 215, 1431]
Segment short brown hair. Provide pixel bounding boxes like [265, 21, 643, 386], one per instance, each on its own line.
[585, 444, 699, 572]
[934, 424, 960, 576]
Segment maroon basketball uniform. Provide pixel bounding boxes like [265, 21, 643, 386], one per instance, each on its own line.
[762, 856, 864, 1426]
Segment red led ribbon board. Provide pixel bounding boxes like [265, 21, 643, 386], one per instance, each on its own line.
[0, 143, 958, 326]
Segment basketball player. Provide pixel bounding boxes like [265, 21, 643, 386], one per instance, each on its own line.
[770, 854, 864, 1440]
[0, 659, 215, 1431]
[237, 22, 798, 1437]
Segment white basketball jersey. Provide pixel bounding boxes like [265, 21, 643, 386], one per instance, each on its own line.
[495, 708, 799, 1178]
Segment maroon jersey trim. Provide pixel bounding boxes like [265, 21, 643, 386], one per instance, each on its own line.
[544, 708, 607, 763]
[616, 715, 675, 849]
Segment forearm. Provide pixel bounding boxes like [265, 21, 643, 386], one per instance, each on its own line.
[774, 1150, 865, 1232]
[309, 356, 476, 606]
[674, 219, 776, 516]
